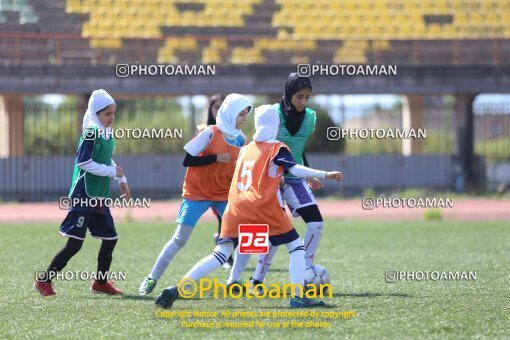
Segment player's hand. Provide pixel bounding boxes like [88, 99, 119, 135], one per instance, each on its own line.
[216, 153, 231, 163]
[115, 166, 124, 177]
[119, 182, 131, 199]
[325, 171, 343, 181]
[307, 177, 324, 190]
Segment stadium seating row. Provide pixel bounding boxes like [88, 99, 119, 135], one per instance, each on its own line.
[1, 0, 510, 65]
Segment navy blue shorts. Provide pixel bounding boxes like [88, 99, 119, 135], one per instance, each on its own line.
[217, 228, 300, 248]
[268, 228, 300, 246]
[60, 210, 117, 240]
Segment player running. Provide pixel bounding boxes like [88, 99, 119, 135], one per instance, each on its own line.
[154, 104, 342, 309]
[228, 73, 329, 289]
[138, 94, 251, 295]
[196, 94, 234, 268]
[34, 89, 130, 296]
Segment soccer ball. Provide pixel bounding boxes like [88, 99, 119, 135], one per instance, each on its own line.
[304, 265, 330, 290]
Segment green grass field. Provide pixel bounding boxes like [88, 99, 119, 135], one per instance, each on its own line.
[1, 220, 509, 339]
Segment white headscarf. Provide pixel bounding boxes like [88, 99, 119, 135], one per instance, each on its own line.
[253, 104, 280, 143]
[82, 89, 115, 139]
[216, 93, 252, 139]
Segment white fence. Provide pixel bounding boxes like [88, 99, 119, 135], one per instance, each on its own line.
[0, 154, 461, 201]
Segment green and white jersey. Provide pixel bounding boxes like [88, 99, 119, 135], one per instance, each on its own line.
[69, 128, 115, 200]
[276, 103, 316, 179]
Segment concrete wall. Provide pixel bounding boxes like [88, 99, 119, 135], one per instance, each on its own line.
[2, 65, 510, 95]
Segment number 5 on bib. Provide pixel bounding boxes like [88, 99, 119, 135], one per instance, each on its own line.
[237, 160, 255, 191]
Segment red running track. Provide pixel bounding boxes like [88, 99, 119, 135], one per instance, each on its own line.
[0, 199, 508, 224]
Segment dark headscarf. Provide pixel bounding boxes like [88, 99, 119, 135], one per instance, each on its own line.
[280, 72, 312, 136]
[206, 94, 226, 126]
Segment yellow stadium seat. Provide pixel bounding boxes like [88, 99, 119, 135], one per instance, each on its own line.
[66, 0, 510, 53]
[90, 38, 123, 49]
[65, 0, 80, 13]
[427, 24, 442, 38]
[202, 48, 222, 64]
[290, 56, 310, 64]
[372, 40, 390, 51]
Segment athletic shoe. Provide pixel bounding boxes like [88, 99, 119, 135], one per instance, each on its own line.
[290, 297, 326, 308]
[139, 276, 157, 296]
[249, 277, 264, 295]
[226, 281, 245, 294]
[90, 280, 123, 295]
[155, 286, 179, 309]
[33, 281, 55, 296]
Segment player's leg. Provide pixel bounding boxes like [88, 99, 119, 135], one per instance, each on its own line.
[267, 229, 305, 298]
[89, 212, 122, 295]
[250, 188, 285, 284]
[140, 224, 194, 294]
[34, 237, 84, 296]
[149, 224, 194, 279]
[212, 207, 221, 244]
[296, 205, 323, 267]
[283, 179, 324, 267]
[97, 239, 117, 283]
[155, 239, 236, 309]
[274, 229, 325, 308]
[250, 244, 278, 284]
[211, 204, 233, 268]
[227, 249, 250, 284]
[139, 199, 208, 295]
[284, 238, 306, 298]
[45, 238, 84, 281]
[34, 212, 87, 296]
[183, 240, 234, 281]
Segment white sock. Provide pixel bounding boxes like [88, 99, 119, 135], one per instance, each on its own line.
[304, 221, 323, 267]
[149, 224, 193, 280]
[285, 238, 306, 298]
[228, 251, 251, 284]
[252, 244, 279, 282]
[184, 243, 234, 281]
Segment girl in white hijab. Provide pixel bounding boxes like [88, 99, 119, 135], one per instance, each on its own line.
[34, 89, 130, 297]
[154, 103, 343, 309]
[139, 93, 252, 295]
[230, 74, 328, 291]
[225, 104, 343, 294]
[82, 89, 114, 139]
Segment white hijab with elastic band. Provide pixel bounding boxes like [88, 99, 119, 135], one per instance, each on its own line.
[82, 89, 115, 140]
[253, 104, 280, 143]
[216, 93, 251, 139]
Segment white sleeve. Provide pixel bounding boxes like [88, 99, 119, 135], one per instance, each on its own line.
[183, 126, 213, 156]
[79, 161, 116, 177]
[288, 164, 327, 179]
[111, 159, 128, 184]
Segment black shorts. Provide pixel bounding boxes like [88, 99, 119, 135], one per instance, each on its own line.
[217, 228, 300, 248]
[59, 210, 117, 240]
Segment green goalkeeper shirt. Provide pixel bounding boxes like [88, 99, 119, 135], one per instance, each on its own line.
[276, 103, 316, 179]
[69, 127, 115, 199]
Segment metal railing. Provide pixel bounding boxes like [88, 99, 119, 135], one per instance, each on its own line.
[1, 33, 509, 66]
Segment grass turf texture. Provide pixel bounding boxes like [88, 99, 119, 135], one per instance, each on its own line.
[0, 220, 509, 339]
